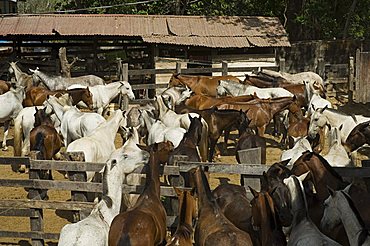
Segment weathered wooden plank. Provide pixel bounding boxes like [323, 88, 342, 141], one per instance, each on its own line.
[0, 157, 30, 165]
[238, 148, 262, 193]
[127, 66, 277, 76]
[30, 160, 105, 172]
[0, 179, 103, 193]
[0, 200, 95, 210]
[0, 231, 59, 240]
[0, 208, 37, 217]
[131, 83, 168, 90]
[123, 185, 178, 197]
[177, 162, 269, 174]
[28, 152, 45, 246]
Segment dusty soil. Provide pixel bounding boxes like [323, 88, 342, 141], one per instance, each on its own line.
[0, 96, 370, 245]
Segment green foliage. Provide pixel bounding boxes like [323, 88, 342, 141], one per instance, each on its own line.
[17, 0, 370, 41]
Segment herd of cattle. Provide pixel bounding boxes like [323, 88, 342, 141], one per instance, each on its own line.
[0, 62, 370, 245]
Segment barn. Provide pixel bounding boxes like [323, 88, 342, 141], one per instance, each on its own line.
[0, 14, 290, 88]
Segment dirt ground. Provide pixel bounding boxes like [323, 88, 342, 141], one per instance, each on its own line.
[0, 96, 370, 245]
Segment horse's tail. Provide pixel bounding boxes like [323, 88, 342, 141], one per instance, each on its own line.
[118, 233, 131, 246]
[13, 114, 23, 157]
[32, 132, 45, 156]
[199, 119, 209, 162]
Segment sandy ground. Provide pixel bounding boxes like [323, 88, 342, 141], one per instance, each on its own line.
[0, 96, 370, 245]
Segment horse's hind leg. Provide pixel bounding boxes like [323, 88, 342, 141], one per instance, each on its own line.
[2, 121, 10, 151]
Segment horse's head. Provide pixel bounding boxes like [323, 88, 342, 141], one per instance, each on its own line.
[328, 124, 342, 148]
[308, 106, 328, 139]
[82, 88, 94, 110]
[177, 86, 193, 105]
[344, 121, 370, 152]
[149, 141, 174, 165]
[262, 169, 293, 227]
[187, 115, 203, 145]
[283, 172, 310, 213]
[174, 187, 198, 222]
[216, 80, 228, 97]
[169, 73, 183, 87]
[249, 187, 279, 231]
[320, 184, 352, 232]
[120, 81, 135, 100]
[29, 67, 42, 86]
[107, 127, 150, 177]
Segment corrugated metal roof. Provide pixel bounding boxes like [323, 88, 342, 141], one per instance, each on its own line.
[0, 14, 290, 48]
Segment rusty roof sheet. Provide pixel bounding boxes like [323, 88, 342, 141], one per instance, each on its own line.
[0, 14, 290, 48]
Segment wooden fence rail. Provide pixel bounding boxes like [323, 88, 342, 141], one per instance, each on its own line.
[1, 154, 370, 244]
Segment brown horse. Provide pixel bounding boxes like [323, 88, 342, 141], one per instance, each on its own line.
[174, 105, 250, 161]
[168, 115, 203, 166]
[249, 187, 287, 246]
[169, 73, 241, 97]
[217, 96, 296, 136]
[23, 86, 93, 108]
[245, 74, 307, 108]
[108, 144, 167, 246]
[261, 163, 293, 228]
[344, 120, 370, 152]
[292, 151, 370, 245]
[235, 128, 266, 164]
[29, 107, 62, 200]
[212, 183, 253, 233]
[191, 166, 253, 246]
[0, 80, 11, 94]
[280, 98, 310, 148]
[166, 187, 197, 246]
[29, 107, 63, 160]
[184, 94, 255, 110]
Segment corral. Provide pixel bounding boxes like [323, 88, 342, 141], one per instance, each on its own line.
[1, 13, 370, 246]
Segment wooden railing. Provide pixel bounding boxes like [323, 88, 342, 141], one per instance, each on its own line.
[1, 153, 369, 245]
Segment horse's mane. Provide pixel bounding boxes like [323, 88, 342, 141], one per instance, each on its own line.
[264, 192, 279, 230]
[176, 223, 193, 239]
[311, 152, 345, 182]
[102, 165, 113, 208]
[199, 166, 218, 208]
[292, 176, 308, 214]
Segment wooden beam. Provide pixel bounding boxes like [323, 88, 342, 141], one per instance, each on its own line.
[0, 208, 38, 217]
[30, 160, 105, 172]
[0, 179, 103, 193]
[0, 231, 59, 240]
[0, 200, 95, 210]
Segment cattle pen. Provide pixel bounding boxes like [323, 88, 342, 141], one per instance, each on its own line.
[0, 151, 370, 245]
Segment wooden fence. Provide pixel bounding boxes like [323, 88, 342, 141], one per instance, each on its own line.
[1, 151, 370, 245]
[117, 60, 279, 106]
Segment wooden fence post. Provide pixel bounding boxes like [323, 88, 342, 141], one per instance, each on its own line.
[348, 56, 354, 102]
[237, 147, 262, 199]
[317, 57, 325, 79]
[120, 63, 129, 111]
[176, 61, 182, 74]
[221, 61, 228, 76]
[28, 151, 44, 246]
[355, 49, 361, 103]
[66, 151, 89, 222]
[165, 155, 188, 220]
[279, 58, 285, 73]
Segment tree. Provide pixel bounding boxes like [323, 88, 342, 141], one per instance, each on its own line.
[17, 0, 370, 41]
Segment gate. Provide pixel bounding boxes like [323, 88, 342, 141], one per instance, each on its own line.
[353, 49, 370, 103]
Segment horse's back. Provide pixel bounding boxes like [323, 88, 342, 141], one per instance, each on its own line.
[109, 210, 162, 246]
[289, 220, 341, 246]
[203, 228, 253, 246]
[59, 214, 108, 246]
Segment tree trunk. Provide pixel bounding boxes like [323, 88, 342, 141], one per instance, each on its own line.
[343, 0, 358, 39]
[59, 47, 78, 78]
